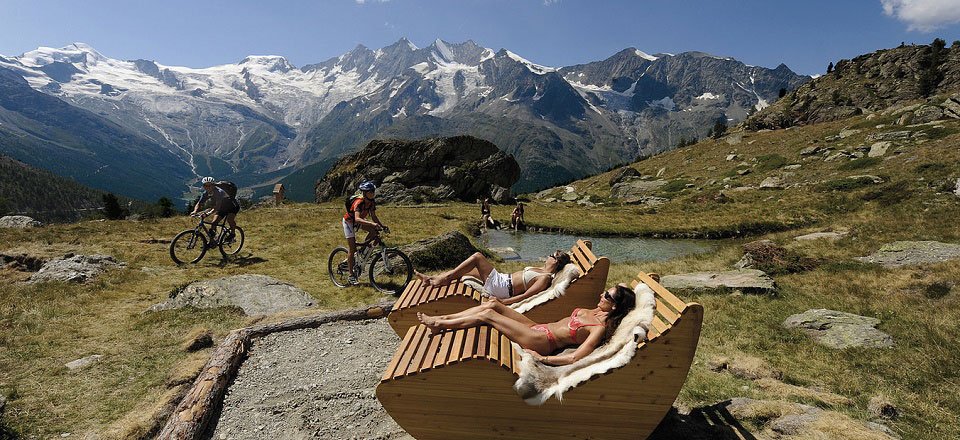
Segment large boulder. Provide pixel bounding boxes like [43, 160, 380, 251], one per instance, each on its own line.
[28, 254, 125, 283]
[783, 309, 894, 349]
[315, 136, 521, 204]
[610, 180, 668, 203]
[148, 274, 315, 316]
[660, 269, 776, 294]
[856, 241, 960, 268]
[400, 231, 478, 271]
[0, 215, 41, 228]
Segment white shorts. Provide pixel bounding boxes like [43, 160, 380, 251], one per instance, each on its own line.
[483, 269, 513, 299]
[342, 219, 356, 239]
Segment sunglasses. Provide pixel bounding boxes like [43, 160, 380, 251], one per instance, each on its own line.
[603, 291, 615, 302]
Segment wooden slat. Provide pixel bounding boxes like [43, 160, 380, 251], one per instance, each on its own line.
[645, 324, 661, 341]
[410, 281, 432, 307]
[476, 326, 489, 358]
[447, 329, 466, 365]
[576, 240, 599, 264]
[650, 315, 669, 338]
[394, 282, 417, 310]
[655, 297, 680, 323]
[421, 331, 444, 372]
[489, 328, 501, 363]
[462, 327, 477, 359]
[437, 283, 452, 299]
[398, 280, 424, 309]
[393, 325, 427, 378]
[433, 330, 456, 368]
[512, 348, 522, 375]
[381, 325, 420, 381]
[636, 273, 687, 314]
[425, 283, 442, 302]
[571, 246, 589, 273]
[405, 327, 434, 375]
[500, 334, 512, 370]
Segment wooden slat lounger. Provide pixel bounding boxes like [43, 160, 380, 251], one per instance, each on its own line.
[377, 271, 703, 440]
[387, 239, 610, 336]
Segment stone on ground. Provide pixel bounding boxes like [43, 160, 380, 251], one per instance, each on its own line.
[783, 309, 894, 349]
[399, 230, 478, 271]
[795, 230, 848, 241]
[65, 354, 103, 371]
[488, 247, 521, 261]
[29, 254, 125, 283]
[707, 354, 782, 380]
[148, 274, 315, 316]
[660, 269, 776, 293]
[610, 179, 668, 202]
[181, 328, 214, 352]
[724, 398, 898, 440]
[856, 241, 960, 267]
[0, 215, 41, 228]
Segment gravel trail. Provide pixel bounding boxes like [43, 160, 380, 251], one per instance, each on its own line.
[208, 318, 414, 440]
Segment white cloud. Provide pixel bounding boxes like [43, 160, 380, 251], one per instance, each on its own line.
[543, 0, 560, 5]
[355, 0, 389, 4]
[881, 0, 960, 32]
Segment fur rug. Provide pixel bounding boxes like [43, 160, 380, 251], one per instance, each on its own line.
[512, 282, 657, 405]
[460, 264, 580, 312]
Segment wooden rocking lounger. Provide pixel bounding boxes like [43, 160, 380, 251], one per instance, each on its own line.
[387, 239, 610, 336]
[376, 272, 703, 440]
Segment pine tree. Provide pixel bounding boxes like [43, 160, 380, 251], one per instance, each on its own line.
[157, 197, 175, 217]
[103, 193, 124, 220]
[711, 120, 728, 139]
[827, 62, 833, 74]
[778, 88, 787, 98]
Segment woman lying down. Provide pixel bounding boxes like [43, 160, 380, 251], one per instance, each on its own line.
[417, 284, 636, 366]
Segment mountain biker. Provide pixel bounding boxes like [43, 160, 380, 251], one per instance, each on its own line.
[343, 180, 386, 285]
[191, 176, 240, 242]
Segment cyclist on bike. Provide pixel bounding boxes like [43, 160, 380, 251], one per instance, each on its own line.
[191, 176, 240, 242]
[343, 180, 386, 285]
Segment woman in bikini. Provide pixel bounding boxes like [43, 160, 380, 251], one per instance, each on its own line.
[417, 284, 636, 366]
[415, 250, 572, 305]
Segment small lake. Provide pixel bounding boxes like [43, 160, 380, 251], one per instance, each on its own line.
[480, 229, 717, 263]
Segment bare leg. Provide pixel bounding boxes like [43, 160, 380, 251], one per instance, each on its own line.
[422, 252, 494, 287]
[419, 308, 550, 353]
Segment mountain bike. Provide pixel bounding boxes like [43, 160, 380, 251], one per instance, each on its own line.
[169, 213, 245, 264]
[328, 228, 412, 294]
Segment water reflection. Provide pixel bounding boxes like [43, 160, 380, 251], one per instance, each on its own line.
[480, 229, 716, 263]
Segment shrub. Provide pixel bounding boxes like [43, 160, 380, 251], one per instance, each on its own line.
[924, 281, 953, 299]
[860, 181, 912, 205]
[838, 157, 881, 170]
[742, 240, 820, 275]
[818, 176, 879, 192]
[661, 179, 692, 193]
[756, 154, 788, 172]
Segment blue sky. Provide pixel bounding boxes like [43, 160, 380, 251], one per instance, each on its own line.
[2, 0, 959, 76]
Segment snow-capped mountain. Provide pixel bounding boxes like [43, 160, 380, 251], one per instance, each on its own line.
[0, 40, 809, 198]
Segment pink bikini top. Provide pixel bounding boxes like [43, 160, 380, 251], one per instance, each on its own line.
[568, 308, 604, 342]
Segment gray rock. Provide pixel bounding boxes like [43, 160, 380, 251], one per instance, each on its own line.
[399, 231, 478, 271]
[65, 354, 103, 371]
[0, 393, 5, 414]
[489, 185, 512, 204]
[794, 231, 848, 241]
[868, 141, 891, 157]
[660, 269, 775, 293]
[535, 188, 554, 200]
[608, 167, 641, 186]
[868, 131, 912, 141]
[543, 197, 557, 203]
[839, 129, 861, 138]
[913, 105, 944, 123]
[726, 154, 738, 161]
[783, 164, 802, 170]
[488, 247, 521, 261]
[848, 174, 884, 184]
[856, 240, 960, 268]
[149, 274, 315, 316]
[759, 176, 784, 190]
[736, 168, 751, 176]
[896, 112, 913, 126]
[783, 309, 894, 349]
[0, 215, 41, 228]
[725, 133, 743, 145]
[942, 96, 960, 119]
[954, 178, 960, 197]
[799, 146, 822, 155]
[560, 192, 580, 202]
[656, 167, 666, 177]
[610, 180, 667, 201]
[29, 254, 125, 283]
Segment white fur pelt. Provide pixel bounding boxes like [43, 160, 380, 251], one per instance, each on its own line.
[459, 264, 579, 313]
[512, 282, 657, 405]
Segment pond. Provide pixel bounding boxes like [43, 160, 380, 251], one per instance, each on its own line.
[480, 229, 717, 263]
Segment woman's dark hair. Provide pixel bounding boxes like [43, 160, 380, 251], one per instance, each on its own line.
[604, 285, 637, 342]
[551, 251, 572, 274]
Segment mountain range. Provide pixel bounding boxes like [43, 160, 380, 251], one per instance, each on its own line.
[0, 39, 809, 200]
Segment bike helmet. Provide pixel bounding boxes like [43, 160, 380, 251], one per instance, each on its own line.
[359, 180, 377, 192]
[201, 176, 215, 184]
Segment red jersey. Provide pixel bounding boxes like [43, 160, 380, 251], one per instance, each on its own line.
[343, 196, 376, 224]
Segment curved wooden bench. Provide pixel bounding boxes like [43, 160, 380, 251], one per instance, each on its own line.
[376, 272, 703, 440]
[387, 239, 610, 336]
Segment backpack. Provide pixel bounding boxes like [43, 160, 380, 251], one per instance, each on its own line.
[215, 181, 238, 199]
[344, 193, 363, 220]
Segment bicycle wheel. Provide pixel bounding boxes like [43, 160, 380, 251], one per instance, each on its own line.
[328, 247, 353, 288]
[368, 248, 413, 294]
[170, 230, 207, 264]
[219, 227, 245, 258]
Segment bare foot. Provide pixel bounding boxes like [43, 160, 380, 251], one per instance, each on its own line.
[427, 274, 449, 287]
[414, 271, 431, 283]
[417, 312, 443, 335]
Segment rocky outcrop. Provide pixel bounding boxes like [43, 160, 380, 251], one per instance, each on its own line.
[856, 241, 960, 267]
[0, 215, 41, 228]
[315, 136, 521, 204]
[660, 269, 776, 294]
[783, 309, 894, 349]
[28, 254, 125, 283]
[149, 275, 315, 316]
[746, 40, 960, 129]
[399, 231, 479, 271]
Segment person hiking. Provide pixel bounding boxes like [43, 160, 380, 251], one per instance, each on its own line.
[191, 176, 240, 242]
[342, 180, 386, 285]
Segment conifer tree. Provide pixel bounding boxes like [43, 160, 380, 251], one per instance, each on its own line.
[827, 62, 833, 73]
[103, 193, 124, 220]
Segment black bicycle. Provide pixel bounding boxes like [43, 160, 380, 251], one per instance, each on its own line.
[328, 228, 412, 294]
[169, 213, 245, 264]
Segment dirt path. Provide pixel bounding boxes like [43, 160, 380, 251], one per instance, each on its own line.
[208, 318, 413, 440]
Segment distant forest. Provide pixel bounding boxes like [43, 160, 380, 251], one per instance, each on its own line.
[0, 154, 106, 222]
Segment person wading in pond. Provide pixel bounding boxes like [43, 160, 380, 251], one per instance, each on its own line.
[511, 201, 525, 230]
[480, 197, 494, 230]
[415, 250, 572, 305]
[342, 181, 386, 285]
